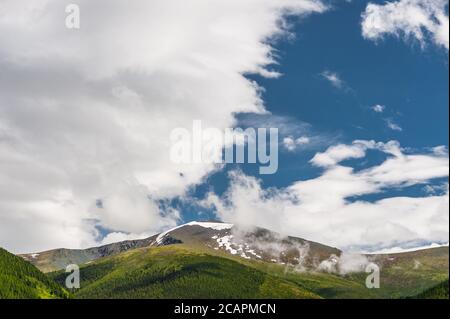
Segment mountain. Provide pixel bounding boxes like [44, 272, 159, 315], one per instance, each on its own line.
[21, 221, 341, 273]
[32, 221, 448, 299]
[20, 235, 159, 273]
[49, 245, 321, 299]
[0, 248, 69, 299]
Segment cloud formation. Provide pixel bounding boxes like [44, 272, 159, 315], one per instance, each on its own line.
[362, 0, 449, 50]
[320, 70, 345, 88]
[283, 136, 311, 151]
[386, 119, 403, 131]
[205, 141, 449, 251]
[371, 104, 386, 113]
[0, 0, 326, 253]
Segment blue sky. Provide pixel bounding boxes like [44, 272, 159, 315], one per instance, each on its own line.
[0, 0, 448, 253]
[180, 0, 449, 224]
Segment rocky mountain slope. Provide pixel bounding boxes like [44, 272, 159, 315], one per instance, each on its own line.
[21, 221, 340, 273]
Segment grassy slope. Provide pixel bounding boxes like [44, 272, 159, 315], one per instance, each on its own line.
[49, 244, 448, 299]
[410, 280, 449, 299]
[0, 248, 69, 299]
[17, 223, 448, 299]
[175, 243, 449, 299]
[244, 248, 449, 299]
[370, 247, 449, 298]
[50, 245, 320, 299]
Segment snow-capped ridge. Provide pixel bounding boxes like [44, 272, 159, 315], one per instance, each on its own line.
[364, 242, 449, 255]
[156, 221, 234, 244]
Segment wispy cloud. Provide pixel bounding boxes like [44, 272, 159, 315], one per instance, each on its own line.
[386, 119, 403, 131]
[320, 70, 345, 88]
[238, 113, 338, 151]
[205, 141, 449, 251]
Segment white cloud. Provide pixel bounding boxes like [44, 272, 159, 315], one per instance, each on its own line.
[433, 145, 449, 156]
[297, 136, 311, 145]
[283, 136, 310, 151]
[371, 104, 386, 113]
[99, 231, 153, 246]
[310, 140, 378, 167]
[0, 0, 327, 253]
[423, 181, 448, 196]
[283, 137, 297, 151]
[205, 141, 449, 251]
[320, 70, 344, 88]
[361, 0, 449, 50]
[318, 253, 370, 275]
[386, 119, 403, 131]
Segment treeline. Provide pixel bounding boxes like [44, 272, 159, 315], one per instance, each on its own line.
[50, 247, 315, 299]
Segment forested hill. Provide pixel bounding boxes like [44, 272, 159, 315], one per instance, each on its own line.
[0, 248, 69, 299]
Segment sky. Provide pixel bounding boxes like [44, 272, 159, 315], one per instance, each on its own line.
[0, 0, 448, 254]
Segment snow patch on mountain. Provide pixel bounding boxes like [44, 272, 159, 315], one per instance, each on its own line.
[364, 242, 449, 255]
[215, 234, 263, 260]
[156, 221, 234, 244]
[188, 221, 234, 231]
[155, 224, 187, 245]
[217, 235, 238, 255]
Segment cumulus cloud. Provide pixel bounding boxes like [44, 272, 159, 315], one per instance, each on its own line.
[283, 136, 311, 151]
[361, 0, 449, 50]
[318, 253, 371, 275]
[371, 104, 386, 113]
[205, 141, 449, 251]
[310, 140, 373, 167]
[0, 0, 327, 253]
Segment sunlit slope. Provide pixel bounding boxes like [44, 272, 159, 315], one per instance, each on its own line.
[19, 221, 448, 299]
[0, 248, 69, 299]
[410, 280, 449, 299]
[369, 247, 449, 298]
[50, 245, 321, 299]
[49, 245, 449, 299]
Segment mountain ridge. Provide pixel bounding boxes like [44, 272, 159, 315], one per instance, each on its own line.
[20, 221, 342, 273]
[3, 221, 449, 299]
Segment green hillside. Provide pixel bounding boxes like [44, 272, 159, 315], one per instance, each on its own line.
[0, 248, 69, 299]
[6, 221, 449, 299]
[50, 245, 320, 299]
[410, 280, 449, 299]
[369, 247, 449, 298]
[48, 244, 449, 299]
